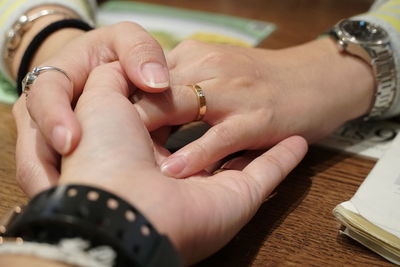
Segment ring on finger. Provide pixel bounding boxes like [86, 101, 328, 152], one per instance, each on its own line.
[22, 66, 72, 97]
[188, 84, 207, 121]
[212, 166, 229, 175]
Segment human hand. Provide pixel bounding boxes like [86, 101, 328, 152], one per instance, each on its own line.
[58, 61, 308, 264]
[13, 21, 169, 196]
[134, 38, 375, 178]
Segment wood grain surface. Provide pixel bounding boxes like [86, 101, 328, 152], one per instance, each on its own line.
[0, 0, 394, 266]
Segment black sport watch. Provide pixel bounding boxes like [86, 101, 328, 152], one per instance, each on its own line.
[0, 185, 182, 267]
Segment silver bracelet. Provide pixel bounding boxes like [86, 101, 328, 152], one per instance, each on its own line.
[3, 8, 78, 76]
[0, 237, 116, 267]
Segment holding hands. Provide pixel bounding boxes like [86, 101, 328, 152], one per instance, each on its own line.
[14, 24, 375, 196]
[58, 61, 307, 264]
[13, 21, 170, 196]
[10, 19, 309, 264]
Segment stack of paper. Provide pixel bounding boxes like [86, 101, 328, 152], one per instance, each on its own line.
[333, 133, 400, 264]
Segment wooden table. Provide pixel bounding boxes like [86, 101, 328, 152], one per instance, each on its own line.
[0, 0, 394, 266]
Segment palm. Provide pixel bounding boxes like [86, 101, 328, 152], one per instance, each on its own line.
[59, 62, 307, 264]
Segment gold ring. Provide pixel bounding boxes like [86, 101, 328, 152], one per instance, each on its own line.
[212, 167, 229, 175]
[188, 84, 207, 121]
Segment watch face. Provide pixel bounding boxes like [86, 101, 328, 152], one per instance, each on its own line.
[340, 20, 388, 44]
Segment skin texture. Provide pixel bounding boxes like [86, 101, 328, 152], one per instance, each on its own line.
[58, 62, 308, 264]
[134, 38, 375, 178]
[13, 34, 374, 195]
[12, 7, 374, 198]
[5, 61, 307, 266]
[6, 62, 308, 266]
[12, 6, 170, 196]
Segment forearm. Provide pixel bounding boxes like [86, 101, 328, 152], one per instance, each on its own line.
[0, 254, 72, 267]
[296, 37, 374, 121]
[259, 37, 375, 141]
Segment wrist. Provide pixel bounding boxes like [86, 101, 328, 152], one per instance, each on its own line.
[29, 28, 85, 69]
[283, 37, 375, 140]
[9, 5, 84, 79]
[313, 37, 375, 118]
[1, 185, 182, 267]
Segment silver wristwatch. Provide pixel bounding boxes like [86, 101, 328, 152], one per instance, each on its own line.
[330, 19, 397, 119]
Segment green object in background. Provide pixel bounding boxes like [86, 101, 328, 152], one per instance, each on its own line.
[0, 72, 17, 104]
[98, 1, 276, 49]
[149, 30, 180, 51]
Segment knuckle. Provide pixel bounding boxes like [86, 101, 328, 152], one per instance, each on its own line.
[114, 21, 143, 32]
[127, 38, 163, 61]
[278, 141, 302, 165]
[89, 63, 129, 95]
[15, 160, 40, 191]
[208, 124, 236, 148]
[220, 171, 263, 210]
[90, 63, 113, 77]
[240, 174, 264, 208]
[190, 140, 210, 163]
[203, 50, 227, 65]
[174, 39, 203, 52]
[263, 153, 286, 180]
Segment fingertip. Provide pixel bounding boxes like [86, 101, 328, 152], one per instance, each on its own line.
[51, 125, 73, 154]
[138, 61, 170, 91]
[126, 62, 170, 93]
[160, 155, 187, 178]
[112, 23, 170, 92]
[48, 113, 81, 155]
[280, 135, 309, 159]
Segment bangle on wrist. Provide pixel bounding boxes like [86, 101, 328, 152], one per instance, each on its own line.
[3, 7, 81, 77]
[0, 184, 182, 267]
[16, 19, 93, 95]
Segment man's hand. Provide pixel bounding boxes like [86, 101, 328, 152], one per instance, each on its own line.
[58, 62, 308, 264]
[13, 22, 170, 196]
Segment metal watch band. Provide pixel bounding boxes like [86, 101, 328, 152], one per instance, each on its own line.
[0, 185, 182, 267]
[367, 44, 397, 119]
[330, 20, 397, 120]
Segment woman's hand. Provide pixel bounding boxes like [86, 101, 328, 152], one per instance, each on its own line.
[13, 21, 169, 196]
[134, 37, 375, 178]
[59, 61, 308, 264]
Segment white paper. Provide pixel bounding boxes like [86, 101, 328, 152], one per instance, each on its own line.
[349, 133, 400, 237]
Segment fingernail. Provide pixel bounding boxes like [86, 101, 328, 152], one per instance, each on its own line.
[141, 62, 169, 88]
[52, 126, 72, 154]
[161, 155, 186, 177]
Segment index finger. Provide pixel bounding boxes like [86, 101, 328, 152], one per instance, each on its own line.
[60, 62, 157, 183]
[25, 22, 169, 155]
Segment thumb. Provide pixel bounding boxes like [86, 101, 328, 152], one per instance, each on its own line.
[111, 22, 170, 92]
[60, 62, 156, 183]
[241, 136, 308, 199]
[212, 136, 308, 219]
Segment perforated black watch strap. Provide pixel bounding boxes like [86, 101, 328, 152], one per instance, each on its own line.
[3, 185, 182, 267]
